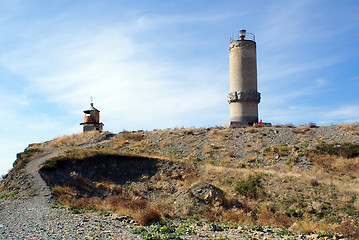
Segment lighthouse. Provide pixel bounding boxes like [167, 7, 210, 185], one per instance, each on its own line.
[80, 100, 104, 132]
[227, 29, 261, 126]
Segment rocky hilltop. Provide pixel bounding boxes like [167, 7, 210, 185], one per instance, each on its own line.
[1, 124, 359, 239]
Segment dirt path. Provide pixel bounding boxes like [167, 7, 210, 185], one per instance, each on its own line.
[24, 150, 64, 203]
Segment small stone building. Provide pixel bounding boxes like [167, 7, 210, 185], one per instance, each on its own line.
[80, 102, 104, 132]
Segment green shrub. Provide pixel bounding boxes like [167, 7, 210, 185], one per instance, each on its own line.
[210, 223, 223, 231]
[68, 205, 86, 214]
[286, 209, 302, 218]
[175, 226, 194, 234]
[160, 225, 176, 234]
[162, 232, 182, 240]
[276, 229, 292, 236]
[150, 225, 161, 233]
[0, 193, 7, 199]
[131, 226, 148, 234]
[142, 232, 161, 240]
[9, 190, 19, 198]
[235, 175, 265, 199]
[317, 232, 334, 238]
[250, 225, 264, 231]
[315, 143, 359, 158]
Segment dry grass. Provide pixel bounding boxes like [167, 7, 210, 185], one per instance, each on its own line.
[245, 155, 256, 163]
[335, 219, 359, 238]
[246, 127, 258, 133]
[307, 122, 317, 128]
[160, 141, 171, 147]
[292, 126, 311, 134]
[52, 182, 164, 225]
[41, 149, 111, 170]
[288, 220, 333, 234]
[310, 154, 359, 177]
[203, 145, 213, 153]
[47, 131, 104, 148]
[338, 123, 359, 135]
[111, 139, 128, 149]
[135, 208, 162, 226]
[120, 131, 144, 141]
[225, 150, 235, 158]
[207, 128, 232, 141]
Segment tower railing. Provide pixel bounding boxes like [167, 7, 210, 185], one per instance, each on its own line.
[230, 32, 255, 43]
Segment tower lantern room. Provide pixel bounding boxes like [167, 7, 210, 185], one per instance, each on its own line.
[80, 100, 104, 132]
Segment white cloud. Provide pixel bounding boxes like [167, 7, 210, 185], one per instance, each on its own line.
[260, 104, 359, 127]
[0, 14, 226, 132]
[322, 105, 359, 123]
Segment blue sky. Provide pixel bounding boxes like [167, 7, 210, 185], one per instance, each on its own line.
[1, 0, 359, 175]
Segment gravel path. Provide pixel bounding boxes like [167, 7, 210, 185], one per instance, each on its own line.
[24, 150, 63, 203]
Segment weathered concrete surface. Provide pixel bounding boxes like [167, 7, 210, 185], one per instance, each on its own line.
[228, 39, 260, 125]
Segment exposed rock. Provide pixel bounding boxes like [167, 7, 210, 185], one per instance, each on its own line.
[189, 182, 225, 205]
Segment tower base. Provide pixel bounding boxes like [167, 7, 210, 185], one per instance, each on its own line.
[230, 121, 255, 127]
[229, 115, 258, 126]
[81, 123, 104, 132]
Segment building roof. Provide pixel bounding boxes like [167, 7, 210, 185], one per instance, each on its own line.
[83, 103, 100, 113]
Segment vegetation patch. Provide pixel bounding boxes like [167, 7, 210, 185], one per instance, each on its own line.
[40, 149, 137, 170]
[14, 147, 44, 169]
[46, 131, 112, 148]
[235, 175, 265, 199]
[315, 142, 359, 158]
[131, 221, 193, 239]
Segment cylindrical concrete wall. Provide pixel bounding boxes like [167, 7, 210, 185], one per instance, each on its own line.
[229, 41, 257, 92]
[228, 37, 260, 125]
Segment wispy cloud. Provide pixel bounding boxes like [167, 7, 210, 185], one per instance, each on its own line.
[0, 12, 227, 131]
[321, 105, 359, 124]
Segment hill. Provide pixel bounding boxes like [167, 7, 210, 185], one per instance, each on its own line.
[1, 123, 359, 239]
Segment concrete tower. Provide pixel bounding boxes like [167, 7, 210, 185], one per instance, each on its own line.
[80, 100, 104, 132]
[227, 29, 260, 126]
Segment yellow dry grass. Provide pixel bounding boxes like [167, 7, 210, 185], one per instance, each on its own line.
[289, 220, 334, 234]
[111, 139, 128, 149]
[47, 131, 103, 148]
[160, 141, 171, 147]
[338, 123, 359, 134]
[291, 126, 311, 134]
[203, 145, 212, 153]
[245, 155, 256, 162]
[311, 154, 359, 177]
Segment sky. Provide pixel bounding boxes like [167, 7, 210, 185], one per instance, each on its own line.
[0, 0, 359, 175]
